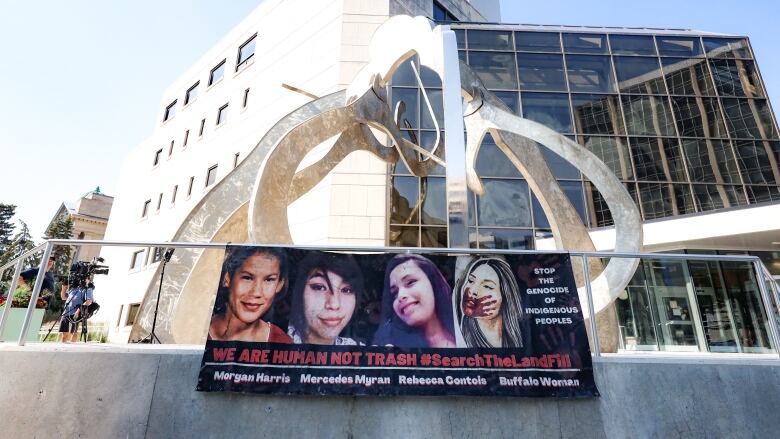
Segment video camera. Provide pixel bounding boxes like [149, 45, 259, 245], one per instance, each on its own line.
[68, 257, 110, 288]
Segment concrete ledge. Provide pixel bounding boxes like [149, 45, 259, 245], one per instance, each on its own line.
[1, 344, 779, 438]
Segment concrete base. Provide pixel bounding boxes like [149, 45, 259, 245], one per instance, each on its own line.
[1, 344, 778, 438]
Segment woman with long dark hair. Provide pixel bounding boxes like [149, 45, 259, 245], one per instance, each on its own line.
[288, 252, 364, 345]
[373, 254, 455, 348]
[208, 246, 291, 343]
[453, 257, 524, 348]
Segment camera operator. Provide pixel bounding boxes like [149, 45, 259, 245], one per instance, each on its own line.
[59, 276, 94, 343]
[18, 256, 57, 301]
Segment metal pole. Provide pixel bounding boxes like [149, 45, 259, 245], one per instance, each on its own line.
[752, 260, 780, 358]
[581, 254, 601, 357]
[18, 242, 54, 346]
[440, 26, 469, 249]
[0, 259, 25, 341]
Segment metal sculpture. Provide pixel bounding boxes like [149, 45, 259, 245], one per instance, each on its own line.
[130, 16, 642, 346]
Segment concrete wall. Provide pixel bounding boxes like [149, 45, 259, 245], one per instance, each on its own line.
[1, 346, 778, 438]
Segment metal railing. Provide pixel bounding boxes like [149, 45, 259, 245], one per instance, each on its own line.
[0, 238, 778, 359]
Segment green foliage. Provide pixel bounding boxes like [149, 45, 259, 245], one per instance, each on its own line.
[0, 220, 37, 268]
[0, 204, 15, 249]
[43, 212, 74, 315]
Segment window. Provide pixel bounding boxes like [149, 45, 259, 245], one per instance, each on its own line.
[237, 34, 257, 70]
[116, 304, 124, 327]
[141, 200, 151, 218]
[185, 82, 199, 105]
[206, 165, 218, 187]
[168, 140, 174, 156]
[233, 152, 240, 168]
[187, 176, 195, 196]
[199, 118, 206, 136]
[171, 185, 178, 204]
[217, 103, 229, 125]
[163, 100, 177, 121]
[130, 250, 145, 270]
[209, 60, 226, 85]
[183, 130, 190, 147]
[243, 88, 250, 108]
[153, 149, 162, 166]
[126, 303, 141, 326]
[156, 193, 163, 211]
[432, 1, 457, 22]
[151, 247, 164, 263]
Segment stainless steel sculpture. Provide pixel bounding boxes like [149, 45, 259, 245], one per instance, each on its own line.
[130, 16, 642, 347]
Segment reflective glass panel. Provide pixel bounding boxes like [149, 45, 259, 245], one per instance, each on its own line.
[746, 185, 780, 203]
[609, 35, 656, 56]
[468, 30, 512, 50]
[657, 36, 702, 57]
[419, 88, 443, 129]
[238, 36, 256, 66]
[671, 97, 728, 138]
[622, 95, 676, 136]
[421, 177, 446, 225]
[722, 98, 779, 139]
[733, 140, 779, 185]
[454, 29, 466, 49]
[516, 53, 567, 91]
[493, 91, 520, 114]
[703, 37, 752, 59]
[563, 33, 608, 54]
[709, 59, 764, 97]
[681, 139, 741, 184]
[541, 144, 580, 179]
[390, 176, 418, 224]
[467, 51, 518, 89]
[421, 227, 448, 248]
[389, 226, 418, 247]
[674, 184, 697, 215]
[521, 92, 573, 133]
[630, 137, 686, 182]
[560, 180, 588, 224]
[662, 58, 715, 96]
[579, 135, 633, 179]
[419, 131, 446, 176]
[719, 261, 773, 352]
[565, 55, 615, 93]
[475, 135, 521, 178]
[391, 58, 418, 86]
[515, 31, 561, 52]
[474, 228, 533, 250]
[571, 94, 624, 135]
[614, 56, 665, 94]
[692, 184, 746, 211]
[531, 194, 550, 229]
[687, 260, 739, 353]
[392, 88, 418, 128]
[477, 179, 532, 227]
[638, 183, 675, 219]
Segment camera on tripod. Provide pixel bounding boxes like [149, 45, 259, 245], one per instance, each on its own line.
[68, 257, 110, 289]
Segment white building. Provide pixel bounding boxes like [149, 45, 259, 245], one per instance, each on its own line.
[98, 0, 500, 343]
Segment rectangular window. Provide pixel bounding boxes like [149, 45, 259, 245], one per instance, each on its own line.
[168, 140, 174, 156]
[209, 60, 226, 85]
[183, 130, 190, 147]
[141, 200, 151, 218]
[217, 103, 229, 125]
[156, 193, 163, 211]
[153, 149, 162, 166]
[187, 176, 195, 196]
[116, 304, 124, 327]
[171, 185, 178, 204]
[126, 303, 141, 326]
[151, 247, 164, 263]
[237, 34, 257, 70]
[130, 250, 145, 270]
[243, 88, 250, 108]
[185, 81, 199, 105]
[163, 100, 177, 121]
[206, 165, 218, 187]
[199, 118, 206, 136]
[233, 152, 240, 168]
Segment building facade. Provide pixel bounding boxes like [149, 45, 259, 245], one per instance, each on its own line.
[97, 0, 779, 350]
[47, 188, 113, 262]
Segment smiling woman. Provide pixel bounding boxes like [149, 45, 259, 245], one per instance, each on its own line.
[208, 247, 292, 343]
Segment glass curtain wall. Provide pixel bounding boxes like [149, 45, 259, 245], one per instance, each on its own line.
[388, 26, 780, 249]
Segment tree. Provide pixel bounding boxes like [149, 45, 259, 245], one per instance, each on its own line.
[0, 220, 37, 268]
[0, 204, 16, 254]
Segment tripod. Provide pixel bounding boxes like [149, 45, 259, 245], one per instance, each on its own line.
[136, 248, 174, 344]
[44, 287, 90, 343]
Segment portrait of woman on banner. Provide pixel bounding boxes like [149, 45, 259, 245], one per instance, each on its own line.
[373, 254, 456, 348]
[287, 252, 365, 345]
[208, 246, 292, 343]
[453, 256, 525, 348]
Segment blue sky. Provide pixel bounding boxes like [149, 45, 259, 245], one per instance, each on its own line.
[0, 0, 777, 240]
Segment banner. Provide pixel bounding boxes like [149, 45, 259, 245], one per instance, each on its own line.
[197, 246, 598, 397]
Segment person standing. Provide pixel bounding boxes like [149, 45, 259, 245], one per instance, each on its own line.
[59, 278, 94, 343]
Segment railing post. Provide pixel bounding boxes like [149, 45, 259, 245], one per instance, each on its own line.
[753, 260, 780, 358]
[18, 242, 54, 346]
[580, 254, 601, 357]
[0, 258, 25, 341]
